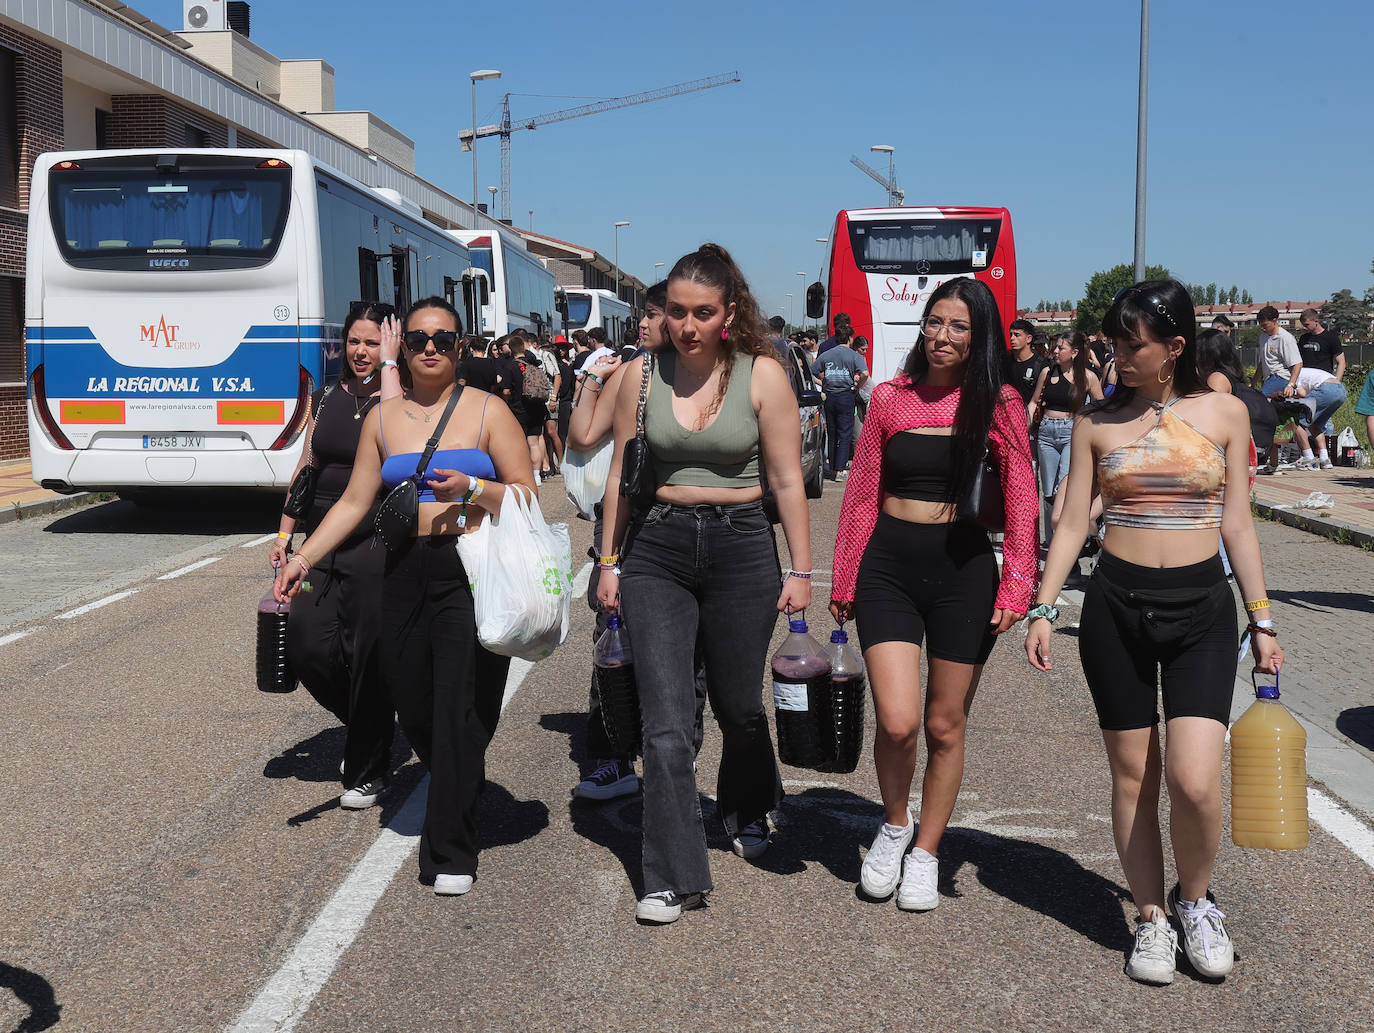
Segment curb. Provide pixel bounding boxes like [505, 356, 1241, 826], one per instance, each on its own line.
[0, 491, 100, 526]
[1251, 496, 1374, 549]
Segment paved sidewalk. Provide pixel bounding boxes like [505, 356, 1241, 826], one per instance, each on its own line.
[1251, 463, 1374, 545]
[0, 458, 93, 524]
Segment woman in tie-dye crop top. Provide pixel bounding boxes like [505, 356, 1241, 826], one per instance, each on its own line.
[1025, 280, 1283, 986]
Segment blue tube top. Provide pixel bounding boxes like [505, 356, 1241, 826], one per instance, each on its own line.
[381, 449, 497, 502]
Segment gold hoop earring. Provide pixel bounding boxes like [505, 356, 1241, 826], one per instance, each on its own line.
[1158, 356, 1175, 384]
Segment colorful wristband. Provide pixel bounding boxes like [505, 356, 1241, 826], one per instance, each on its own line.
[1244, 598, 1271, 612]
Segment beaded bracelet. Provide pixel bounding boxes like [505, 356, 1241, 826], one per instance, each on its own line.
[1244, 598, 1271, 612]
[786, 570, 813, 580]
[292, 554, 311, 576]
[1246, 622, 1278, 638]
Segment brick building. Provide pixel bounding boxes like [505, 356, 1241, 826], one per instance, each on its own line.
[0, 0, 523, 460]
[517, 228, 647, 313]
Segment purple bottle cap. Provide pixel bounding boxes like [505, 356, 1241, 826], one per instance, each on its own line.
[789, 617, 808, 634]
[830, 629, 848, 644]
[606, 613, 623, 630]
[1256, 684, 1280, 700]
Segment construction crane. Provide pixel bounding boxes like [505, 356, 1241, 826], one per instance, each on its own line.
[850, 154, 904, 206]
[460, 71, 741, 221]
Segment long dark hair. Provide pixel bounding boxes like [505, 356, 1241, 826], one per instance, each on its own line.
[1195, 328, 1244, 384]
[339, 301, 395, 383]
[1055, 331, 1091, 412]
[667, 243, 774, 424]
[900, 277, 1007, 506]
[1094, 279, 1203, 412]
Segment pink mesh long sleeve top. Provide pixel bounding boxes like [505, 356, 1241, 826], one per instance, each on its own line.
[831, 377, 1040, 612]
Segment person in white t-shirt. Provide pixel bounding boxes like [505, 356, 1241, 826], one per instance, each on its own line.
[1254, 306, 1303, 400]
[1290, 366, 1346, 470]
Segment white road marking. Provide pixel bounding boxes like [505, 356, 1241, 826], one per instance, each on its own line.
[226, 628, 542, 1033]
[157, 556, 223, 580]
[55, 590, 138, 620]
[0, 629, 33, 647]
[1309, 787, 1374, 871]
[242, 534, 279, 548]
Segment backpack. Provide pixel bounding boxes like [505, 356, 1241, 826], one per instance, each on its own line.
[1226, 374, 1278, 455]
[518, 358, 552, 402]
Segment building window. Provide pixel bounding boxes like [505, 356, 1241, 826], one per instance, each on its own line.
[183, 124, 208, 148]
[0, 47, 19, 208]
[95, 109, 111, 149]
[0, 276, 24, 384]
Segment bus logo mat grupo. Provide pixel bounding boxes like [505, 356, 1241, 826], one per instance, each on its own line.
[139, 315, 201, 351]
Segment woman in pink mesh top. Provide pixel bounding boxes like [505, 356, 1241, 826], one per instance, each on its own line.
[829, 277, 1039, 912]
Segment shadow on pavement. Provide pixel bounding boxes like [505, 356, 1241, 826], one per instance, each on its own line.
[476, 781, 551, 853]
[0, 960, 60, 1032]
[44, 493, 281, 536]
[1269, 588, 1374, 615]
[263, 725, 346, 783]
[1336, 706, 1374, 751]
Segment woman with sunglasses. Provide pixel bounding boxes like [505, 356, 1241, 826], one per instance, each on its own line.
[1026, 281, 1283, 985]
[270, 301, 401, 809]
[597, 245, 812, 924]
[830, 277, 1038, 914]
[1028, 331, 1104, 547]
[276, 297, 536, 897]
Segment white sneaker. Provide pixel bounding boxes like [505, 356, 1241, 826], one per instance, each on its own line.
[1319, 456, 1334, 470]
[434, 873, 473, 896]
[896, 846, 939, 911]
[339, 777, 387, 810]
[1125, 912, 1177, 985]
[859, 809, 915, 898]
[634, 890, 704, 924]
[1296, 457, 1320, 471]
[1169, 887, 1234, 978]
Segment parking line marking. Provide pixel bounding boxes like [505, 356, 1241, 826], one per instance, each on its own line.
[55, 590, 138, 620]
[226, 614, 547, 1033]
[242, 534, 278, 548]
[158, 556, 223, 580]
[1309, 787, 1374, 871]
[0, 629, 33, 647]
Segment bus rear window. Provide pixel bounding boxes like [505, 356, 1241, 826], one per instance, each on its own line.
[51, 164, 291, 270]
[565, 296, 591, 328]
[848, 219, 1001, 274]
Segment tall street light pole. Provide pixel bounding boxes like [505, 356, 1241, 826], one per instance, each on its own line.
[786, 293, 794, 331]
[469, 69, 501, 216]
[815, 237, 828, 279]
[488, 185, 498, 215]
[1133, 1, 1150, 284]
[614, 221, 630, 303]
[796, 271, 806, 328]
[528, 210, 534, 231]
[871, 144, 895, 206]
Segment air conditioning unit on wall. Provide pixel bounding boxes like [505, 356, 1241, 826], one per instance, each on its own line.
[184, 0, 226, 31]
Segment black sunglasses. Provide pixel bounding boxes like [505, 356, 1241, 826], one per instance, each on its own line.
[403, 329, 459, 353]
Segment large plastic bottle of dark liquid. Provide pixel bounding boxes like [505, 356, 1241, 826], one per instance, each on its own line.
[256, 584, 297, 694]
[594, 613, 641, 755]
[819, 627, 867, 774]
[1231, 672, 1309, 849]
[771, 615, 832, 770]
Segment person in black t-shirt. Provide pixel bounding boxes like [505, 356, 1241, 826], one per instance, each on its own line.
[1004, 318, 1048, 407]
[1297, 308, 1345, 377]
[457, 336, 503, 394]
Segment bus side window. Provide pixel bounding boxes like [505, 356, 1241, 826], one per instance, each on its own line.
[358, 247, 380, 301]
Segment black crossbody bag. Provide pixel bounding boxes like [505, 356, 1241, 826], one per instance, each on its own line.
[374, 387, 463, 551]
[281, 386, 333, 520]
[618, 354, 656, 509]
[957, 445, 1005, 533]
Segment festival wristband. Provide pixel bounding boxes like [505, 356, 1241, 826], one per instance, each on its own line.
[276, 531, 291, 540]
[1244, 598, 1271, 612]
[380, 359, 399, 370]
[1247, 622, 1277, 637]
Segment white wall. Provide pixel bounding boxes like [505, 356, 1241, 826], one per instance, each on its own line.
[61, 78, 112, 150]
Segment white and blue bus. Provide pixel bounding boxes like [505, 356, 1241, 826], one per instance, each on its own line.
[26, 148, 478, 493]
[563, 287, 634, 347]
[448, 230, 561, 339]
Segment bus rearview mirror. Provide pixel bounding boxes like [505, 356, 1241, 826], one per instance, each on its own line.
[805, 282, 825, 320]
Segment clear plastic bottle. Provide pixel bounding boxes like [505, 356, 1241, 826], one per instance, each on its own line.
[594, 613, 640, 755]
[1231, 672, 1309, 850]
[771, 614, 832, 770]
[819, 627, 867, 774]
[255, 575, 297, 694]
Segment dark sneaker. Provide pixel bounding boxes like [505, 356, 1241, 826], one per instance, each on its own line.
[573, 759, 640, 801]
[635, 890, 705, 924]
[1169, 885, 1234, 978]
[731, 818, 770, 859]
[340, 778, 387, 810]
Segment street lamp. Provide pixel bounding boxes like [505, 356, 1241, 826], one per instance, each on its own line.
[469, 69, 501, 214]
[614, 221, 630, 303]
[786, 292, 794, 331]
[871, 144, 895, 206]
[488, 185, 498, 214]
[1134, 0, 1150, 283]
[528, 209, 534, 231]
[815, 237, 828, 279]
[796, 271, 807, 328]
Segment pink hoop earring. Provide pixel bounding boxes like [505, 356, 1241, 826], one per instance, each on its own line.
[721, 328, 730, 341]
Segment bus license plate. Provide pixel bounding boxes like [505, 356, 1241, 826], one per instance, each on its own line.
[143, 434, 205, 449]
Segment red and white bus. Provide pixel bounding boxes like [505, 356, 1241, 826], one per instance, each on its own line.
[810, 206, 1017, 385]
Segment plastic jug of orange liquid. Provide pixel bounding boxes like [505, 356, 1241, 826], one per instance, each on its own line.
[1230, 672, 1309, 850]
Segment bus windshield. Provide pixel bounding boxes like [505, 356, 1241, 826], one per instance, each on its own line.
[51, 164, 291, 271]
[848, 218, 1002, 275]
[565, 295, 591, 328]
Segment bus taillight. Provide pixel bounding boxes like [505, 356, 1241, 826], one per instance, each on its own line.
[28, 366, 75, 450]
[269, 365, 313, 450]
[256, 159, 290, 169]
[53, 161, 82, 171]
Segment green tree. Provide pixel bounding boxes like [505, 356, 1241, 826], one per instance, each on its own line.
[1363, 258, 1374, 309]
[1075, 262, 1172, 333]
[1242, 289, 1253, 304]
[1227, 285, 1240, 305]
[1321, 288, 1370, 339]
[1205, 282, 1218, 305]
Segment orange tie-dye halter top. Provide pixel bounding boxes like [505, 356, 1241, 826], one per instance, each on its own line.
[1097, 397, 1226, 530]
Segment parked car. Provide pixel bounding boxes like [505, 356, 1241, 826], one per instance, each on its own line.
[764, 343, 825, 521]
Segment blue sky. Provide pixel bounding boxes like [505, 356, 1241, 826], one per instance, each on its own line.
[146, 0, 1373, 317]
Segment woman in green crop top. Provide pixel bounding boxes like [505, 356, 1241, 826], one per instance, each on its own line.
[596, 243, 813, 925]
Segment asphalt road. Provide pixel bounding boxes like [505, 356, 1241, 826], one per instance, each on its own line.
[1, 485, 1371, 1033]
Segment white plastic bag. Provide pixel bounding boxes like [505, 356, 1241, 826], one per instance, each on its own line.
[457, 486, 572, 660]
[562, 437, 613, 519]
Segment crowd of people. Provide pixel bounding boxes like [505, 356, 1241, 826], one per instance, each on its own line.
[265, 258, 1289, 988]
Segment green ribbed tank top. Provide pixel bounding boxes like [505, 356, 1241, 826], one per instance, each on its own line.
[644, 350, 761, 489]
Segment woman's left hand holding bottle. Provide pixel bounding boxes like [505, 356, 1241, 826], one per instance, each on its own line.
[777, 573, 812, 614]
[273, 553, 309, 603]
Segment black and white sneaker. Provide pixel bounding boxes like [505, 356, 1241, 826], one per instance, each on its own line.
[635, 890, 705, 924]
[573, 759, 640, 801]
[340, 778, 387, 810]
